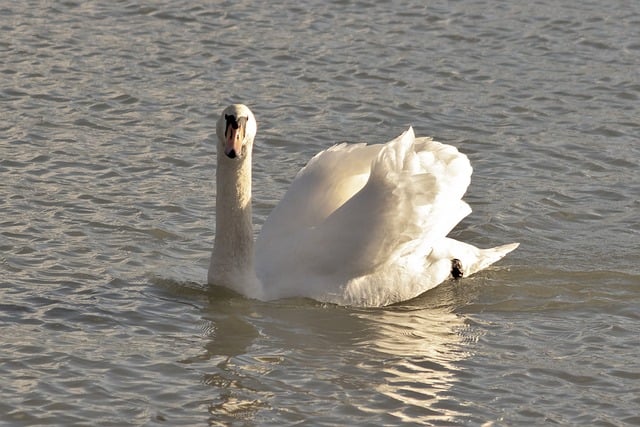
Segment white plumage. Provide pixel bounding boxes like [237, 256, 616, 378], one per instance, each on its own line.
[208, 104, 518, 306]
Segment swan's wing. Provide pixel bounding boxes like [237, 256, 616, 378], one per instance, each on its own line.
[255, 142, 382, 255]
[255, 128, 474, 301]
[303, 128, 473, 277]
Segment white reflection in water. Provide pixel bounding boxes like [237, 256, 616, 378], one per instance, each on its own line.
[188, 283, 480, 425]
[352, 304, 474, 423]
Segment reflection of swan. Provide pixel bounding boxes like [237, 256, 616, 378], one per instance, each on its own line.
[353, 305, 474, 423]
[195, 291, 474, 424]
[207, 104, 518, 306]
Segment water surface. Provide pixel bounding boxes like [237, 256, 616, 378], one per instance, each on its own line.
[1, 0, 639, 425]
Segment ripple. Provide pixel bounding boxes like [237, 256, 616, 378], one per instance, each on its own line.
[2, 0, 640, 424]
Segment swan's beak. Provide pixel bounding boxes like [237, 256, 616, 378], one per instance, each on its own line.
[224, 114, 247, 159]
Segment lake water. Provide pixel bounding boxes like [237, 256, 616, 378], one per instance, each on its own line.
[1, 0, 639, 425]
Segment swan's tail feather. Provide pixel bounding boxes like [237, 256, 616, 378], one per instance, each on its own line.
[475, 242, 520, 272]
[462, 242, 520, 277]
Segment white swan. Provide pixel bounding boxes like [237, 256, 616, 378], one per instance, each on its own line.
[208, 104, 518, 307]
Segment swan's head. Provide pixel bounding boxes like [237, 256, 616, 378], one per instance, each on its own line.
[216, 104, 257, 160]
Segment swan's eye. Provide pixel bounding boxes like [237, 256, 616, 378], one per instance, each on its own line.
[225, 114, 239, 135]
[224, 115, 238, 142]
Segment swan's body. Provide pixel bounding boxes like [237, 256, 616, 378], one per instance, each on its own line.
[208, 104, 518, 306]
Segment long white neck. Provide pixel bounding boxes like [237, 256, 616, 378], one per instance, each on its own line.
[208, 149, 257, 292]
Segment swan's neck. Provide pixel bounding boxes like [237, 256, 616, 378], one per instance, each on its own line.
[209, 151, 255, 289]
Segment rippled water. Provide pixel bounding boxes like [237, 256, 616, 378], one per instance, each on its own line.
[2, 0, 639, 425]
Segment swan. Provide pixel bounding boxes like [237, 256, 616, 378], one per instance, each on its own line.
[207, 104, 519, 307]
